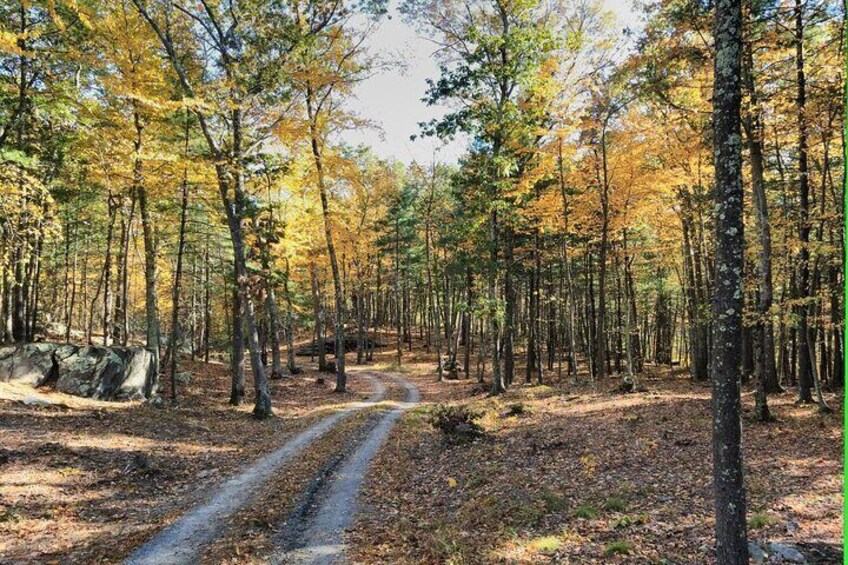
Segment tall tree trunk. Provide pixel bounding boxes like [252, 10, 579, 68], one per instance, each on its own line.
[794, 0, 814, 403]
[169, 144, 190, 402]
[711, 0, 749, 559]
[218, 106, 273, 418]
[283, 258, 299, 374]
[742, 1, 779, 406]
[262, 248, 285, 380]
[102, 190, 117, 346]
[595, 131, 611, 381]
[230, 285, 246, 404]
[425, 193, 443, 381]
[490, 207, 503, 395]
[203, 242, 211, 363]
[623, 230, 642, 373]
[134, 105, 160, 390]
[503, 229, 515, 388]
[310, 261, 328, 375]
[115, 193, 135, 346]
[307, 83, 346, 393]
[463, 266, 472, 378]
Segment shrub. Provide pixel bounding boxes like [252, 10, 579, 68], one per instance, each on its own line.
[506, 402, 528, 416]
[428, 404, 483, 440]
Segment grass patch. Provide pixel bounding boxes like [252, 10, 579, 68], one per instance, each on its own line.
[528, 535, 562, 553]
[749, 512, 779, 529]
[603, 540, 633, 556]
[466, 476, 488, 490]
[574, 504, 599, 519]
[540, 488, 568, 512]
[609, 513, 648, 529]
[604, 496, 628, 512]
[460, 494, 544, 528]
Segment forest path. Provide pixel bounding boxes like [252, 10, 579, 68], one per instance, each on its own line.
[270, 375, 420, 565]
[125, 373, 386, 565]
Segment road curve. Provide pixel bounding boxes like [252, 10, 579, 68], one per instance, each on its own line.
[272, 375, 420, 565]
[126, 375, 385, 565]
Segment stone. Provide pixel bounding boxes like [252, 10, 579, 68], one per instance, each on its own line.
[2, 343, 58, 386]
[748, 542, 767, 564]
[57, 346, 155, 401]
[454, 423, 474, 434]
[146, 396, 165, 408]
[3, 342, 156, 401]
[196, 468, 218, 479]
[0, 345, 18, 381]
[55, 345, 110, 397]
[22, 394, 53, 407]
[767, 542, 807, 563]
[175, 371, 192, 385]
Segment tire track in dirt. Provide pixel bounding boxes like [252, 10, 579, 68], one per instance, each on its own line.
[125, 374, 385, 565]
[271, 374, 419, 565]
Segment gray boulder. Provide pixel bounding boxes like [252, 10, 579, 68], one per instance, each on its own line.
[0, 343, 58, 386]
[1, 342, 156, 401]
[115, 348, 156, 400]
[56, 345, 155, 401]
[0, 345, 17, 381]
[748, 542, 767, 564]
[55, 345, 107, 397]
[767, 542, 807, 564]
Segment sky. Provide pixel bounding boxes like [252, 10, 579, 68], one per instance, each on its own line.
[340, 0, 642, 166]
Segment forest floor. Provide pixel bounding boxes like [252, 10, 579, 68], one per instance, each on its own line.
[348, 352, 844, 564]
[0, 346, 843, 564]
[0, 357, 392, 564]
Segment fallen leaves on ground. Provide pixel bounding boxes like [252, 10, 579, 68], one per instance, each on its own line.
[0, 358, 370, 564]
[347, 360, 843, 564]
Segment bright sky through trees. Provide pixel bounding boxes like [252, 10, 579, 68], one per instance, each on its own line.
[342, 0, 641, 163]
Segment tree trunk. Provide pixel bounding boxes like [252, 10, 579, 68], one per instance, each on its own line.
[742, 9, 779, 398]
[307, 83, 346, 393]
[711, 0, 749, 559]
[310, 261, 328, 375]
[230, 285, 246, 404]
[283, 258, 299, 374]
[262, 250, 285, 380]
[134, 106, 161, 390]
[490, 207, 503, 395]
[168, 144, 190, 402]
[794, 0, 814, 403]
[595, 131, 610, 381]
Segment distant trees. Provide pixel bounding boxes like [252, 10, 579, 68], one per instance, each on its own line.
[0, 0, 842, 450]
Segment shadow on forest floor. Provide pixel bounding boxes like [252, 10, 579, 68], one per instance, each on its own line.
[347, 350, 843, 564]
[0, 357, 375, 564]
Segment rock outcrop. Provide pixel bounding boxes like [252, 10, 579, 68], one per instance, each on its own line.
[0, 342, 156, 401]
